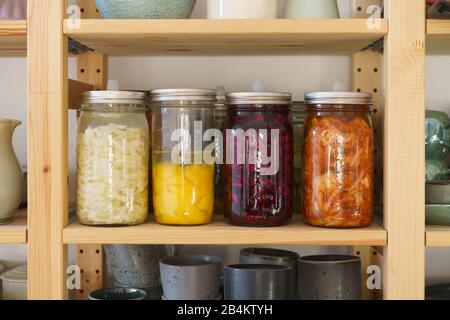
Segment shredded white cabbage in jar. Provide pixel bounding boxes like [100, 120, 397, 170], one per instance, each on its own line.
[77, 124, 149, 225]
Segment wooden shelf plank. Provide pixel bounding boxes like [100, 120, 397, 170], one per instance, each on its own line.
[63, 217, 387, 246]
[426, 226, 450, 247]
[63, 19, 387, 56]
[0, 215, 27, 244]
[0, 20, 27, 57]
[427, 20, 450, 54]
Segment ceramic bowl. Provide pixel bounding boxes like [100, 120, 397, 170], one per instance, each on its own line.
[96, 0, 197, 19]
[426, 180, 450, 204]
[426, 204, 450, 226]
[88, 287, 147, 300]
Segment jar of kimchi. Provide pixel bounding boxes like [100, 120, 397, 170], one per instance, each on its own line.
[224, 92, 294, 227]
[303, 92, 374, 228]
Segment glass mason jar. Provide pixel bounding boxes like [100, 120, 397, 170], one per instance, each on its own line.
[291, 101, 306, 215]
[150, 89, 216, 226]
[303, 92, 374, 228]
[224, 92, 294, 227]
[77, 91, 149, 226]
[214, 94, 227, 215]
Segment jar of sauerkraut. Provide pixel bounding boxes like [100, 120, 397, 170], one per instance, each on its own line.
[150, 89, 216, 226]
[77, 91, 149, 226]
[303, 92, 374, 228]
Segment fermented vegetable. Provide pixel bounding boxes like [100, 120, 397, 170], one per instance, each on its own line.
[77, 124, 149, 225]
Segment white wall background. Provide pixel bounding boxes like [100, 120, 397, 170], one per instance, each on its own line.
[0, 0, 449, 292]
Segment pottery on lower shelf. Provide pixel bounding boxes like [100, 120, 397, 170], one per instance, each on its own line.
[239, 248, 299, 300]
[298, 255, 361, 300]
[88, 287, 147, 300]
[104, 245, 174, 288]
[426, 284, 450, 300]
[207, 0, 277, 19]
[0, 264, 27, 300]
[159, 255, 221, 300]
[96, 0, 197, 19]
[426, 204, 450, 226]
[426, 180, 450, 204]
[0, 119, 24, 225]
[283, 0, 340, 19]
[224, 264, 290, 300]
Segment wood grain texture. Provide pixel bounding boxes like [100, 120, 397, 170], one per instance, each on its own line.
[28, 0, 68, 300]
[383, 0, 425, 300]
[426, 226, 450, 247]
[68, 79, 93, 110]
[0, 218, 27, 244]
[63, 19, 387, 55]
[63, 217, 387, 246]
[0, 20, 27, 56]
[76, 51, 106, 90]
[427, 20, 450, 54]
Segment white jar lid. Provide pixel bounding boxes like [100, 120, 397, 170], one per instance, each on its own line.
[0, 264, 27, 283]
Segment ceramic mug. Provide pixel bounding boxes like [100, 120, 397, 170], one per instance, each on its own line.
[160, 255, 221, 300]
[88, 288, 147, 300]
[283, 0, 340, 19]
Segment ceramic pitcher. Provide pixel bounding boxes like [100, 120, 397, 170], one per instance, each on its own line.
[0, 119, 24, 224]
[283, 0, 340, 19]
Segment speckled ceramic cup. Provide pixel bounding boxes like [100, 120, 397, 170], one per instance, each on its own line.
[96, 0, 197, 19]
[160, 255, 221, 300]
[105, 245, 173, 287]
[240, 248, 299, 299]
[298, 255, 362, 300]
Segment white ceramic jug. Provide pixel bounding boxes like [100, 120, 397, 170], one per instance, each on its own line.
[283, 0, 340, 19]
[0, 119, 24, 224]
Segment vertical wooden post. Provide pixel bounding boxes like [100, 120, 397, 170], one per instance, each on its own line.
[28, 0, 68, 300]
[383, 0, 425, 300]
[74, 0, 106, 300]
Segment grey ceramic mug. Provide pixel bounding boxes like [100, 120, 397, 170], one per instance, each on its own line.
[298, 255, 362, 300]
[104, 245, 174, 287]
[224, 264, 290, 300]
[160, 255, 221, 300]
[240, 248, 299, 299]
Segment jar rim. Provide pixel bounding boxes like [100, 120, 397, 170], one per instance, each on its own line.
[226, 92, 292, 105]
[150, 88, 216, 102]
[80, 91, 147, 105]
[305, 92, 373, 105]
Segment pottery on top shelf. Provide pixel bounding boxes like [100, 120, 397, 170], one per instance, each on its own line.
[95, 0, 197, 19]
[0, 119, 24, 225]
[283, 0, 340, 19]
[0, 0, 27, 20]
[425, 110, 450, 181]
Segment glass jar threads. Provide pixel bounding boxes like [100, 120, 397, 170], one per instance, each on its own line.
[77, 91, 149, 226]
[291, 101, 307, 215]
[224, 92, 294, 227]
[150, 89, 216, 226]
[303, 92, 374, 228]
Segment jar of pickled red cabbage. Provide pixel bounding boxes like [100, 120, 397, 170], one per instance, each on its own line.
[303, 92, 374, 228]
[224, 92, 294, 227]
[150, 89, 216, 226]
[77, 91, 149, 226]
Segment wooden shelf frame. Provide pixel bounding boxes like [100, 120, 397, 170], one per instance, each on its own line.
[0, 218, 27, 244]
[63, 218, 387, 246]
[427, 19, 450, 54]
[0, 20, 27, 56]
[25, 0, 427, 300]
[426, 226, 450, 247]
[63, 18, 388, 55]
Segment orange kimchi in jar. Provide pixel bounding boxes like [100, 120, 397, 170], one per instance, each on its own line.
[302, 92, 374, 228]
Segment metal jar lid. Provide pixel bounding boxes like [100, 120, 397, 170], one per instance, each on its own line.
[150, 89, 216, 102]
[81, 91, 147, 104]
[226, 92, 292, 105]
[304, 92, 373, 105]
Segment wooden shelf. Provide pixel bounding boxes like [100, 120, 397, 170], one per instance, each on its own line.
[63, 217, 387, 246]
[63, 19, 388, 56]
[0, 215, 27, 244]
[427, 20, 450, 54]
[426, 226, 450, 247]
[0, 20, 27, 56]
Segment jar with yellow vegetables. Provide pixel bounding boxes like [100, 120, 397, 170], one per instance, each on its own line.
[77, 91, 149, 226]
[150, 89, 216, 226]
